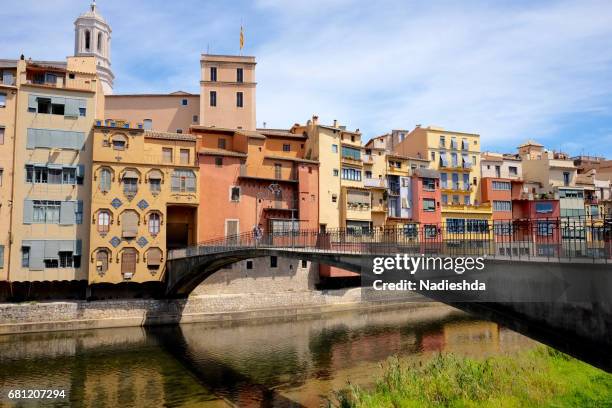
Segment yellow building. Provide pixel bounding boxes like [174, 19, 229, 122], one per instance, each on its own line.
[298, 116, 371, 232]
[441, 203, 493, 253]
[89, 124, 198, 284]
[363, 144, 388, 227]
[394, 125, 482, 206]
[5, 56, 103, 282]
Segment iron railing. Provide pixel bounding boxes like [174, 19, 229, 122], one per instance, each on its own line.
[168, 216, 612, 263]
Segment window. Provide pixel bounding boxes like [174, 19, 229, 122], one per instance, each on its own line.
[180, 149, 190, 164]
[148, 213, 161, 235]
[439, 136, 445, 147]
[44, 259, 59, 269]
[331, 144, 338, 153]
[122, 171, 139, 197]
[461, 139, 469, 150]
[215, 157, 223, 167]
[451, 152, 458, 167]
[274, 163, 282, 179]
[210, 91, 217, 107]
[341, 167, 362, 181]
[22, 247, 30, 267]
[162, 148, 173, 163]
[558, 189, 583, 199]
[495, 165, 501, 178]
[333, 169, 339, 177]
[0, 93, 6, 108]
[97, 32, 102, 52]
[96, 249, 109, 275]
[494, 222, 513, 236]
[452, 195, 460, 204]
[63, 167, 76, 184]
[509, 166, 518, 176]
[283, 144, 290, 152]
[246, 260, 253, 269]
[210, 67, 217, 81]
[301, 260, 307, 268]
[237, 68, 244, 83]
[466, 219, 488, 233]
[332, 194, 337, 203]
[440, 173, 447, 188]
[218, 138, 226, 149]
[492, 181, 511, 190]
[193, 115, 198, 123]
[99, 168, 111, 192]
[181, 99, 188, 106]
[270, 256, 278, 268]
[59, 251, 73, 268]
[422, 178, 435, 191]
[423, 199, 436, 212]
[450, 137, 457, 149]
[237, 92, 243, 107]
[537, 221, 554, 236]
[121, 248, 137, 277]
[85, 30, 91, 50]
[171, 170, 196, 192]
[431, 151, 435, 161]
[143, 119, 152, 130]
[0, 170, 3, 187]
[464, 196, 470, 205]
[97, 211, 111, 234]
[439, 151, 448, 167]
[121, 211, 139, 239]
[230, 186, 240, 202]
[112, 134, 127, 150]
[493, 201, 512, 212]
[146, 248, 162, 270]
[32, 200, 61, 224]
[563, 172, 570, 186]
[176, 129, 183, 134]
[342, 146, 361, 161]
[0, 127, 4, 144]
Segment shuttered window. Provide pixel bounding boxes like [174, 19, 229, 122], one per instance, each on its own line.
[121, 211, 139, 238]
[146, 248, 162, 268]
[96, 249, 109, 275]
[21, 240, 80, 270]
[121, 248, 137, 276]
[98, 211, 111, 234]
[27, 128, 85, 150]
[0, 245, 4, 268]
[347, 190, 370, 206]
[99, 168, 112, 192]
[122, 170, 139, 197]
[148, 169, 163, 194]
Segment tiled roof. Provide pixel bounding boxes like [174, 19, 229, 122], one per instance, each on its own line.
[387, 153, 429, 162]
[414, 168, 440, 179]
[518, 139, 543, 148]
[258, 129, 306, 139]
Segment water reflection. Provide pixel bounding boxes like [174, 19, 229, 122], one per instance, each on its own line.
[0, 304, 536, 407]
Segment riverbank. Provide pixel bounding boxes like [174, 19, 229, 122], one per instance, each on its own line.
[0, 288, 433, 335]
[331, 346, 612, 407]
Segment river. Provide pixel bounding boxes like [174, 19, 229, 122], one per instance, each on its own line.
[0, 304, 537, 407]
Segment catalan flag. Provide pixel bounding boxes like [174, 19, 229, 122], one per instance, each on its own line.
[240, 26, 244, 50]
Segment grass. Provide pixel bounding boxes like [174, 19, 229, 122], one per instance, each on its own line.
[329, 347, 612, 407]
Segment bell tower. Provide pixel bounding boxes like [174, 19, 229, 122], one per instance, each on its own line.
[74, 1, 114, 94]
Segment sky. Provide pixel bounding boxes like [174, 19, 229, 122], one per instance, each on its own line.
[1, 0, 612, 156]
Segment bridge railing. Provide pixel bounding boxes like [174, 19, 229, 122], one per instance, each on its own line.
[168, 216, 612, 262]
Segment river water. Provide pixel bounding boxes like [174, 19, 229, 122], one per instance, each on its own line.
[0, 304, 537, 407]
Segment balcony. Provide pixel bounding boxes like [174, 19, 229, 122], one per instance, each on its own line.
[239, 164, 297, 183]
[364, 177, 387, 188]
[362, 154, 374, 164]
[441, 183, 472, 194]
[388, 182, 400, 195]
[341, 156, 363, 166]
[371, 204, 387, 213]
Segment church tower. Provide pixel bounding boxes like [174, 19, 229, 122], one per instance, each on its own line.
[74, 1, 114, 94]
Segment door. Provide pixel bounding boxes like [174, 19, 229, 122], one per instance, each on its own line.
[226, 219, 239, 245]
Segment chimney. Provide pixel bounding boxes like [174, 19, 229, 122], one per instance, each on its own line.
[312, 115, 319, 125]
[333, 119, 338, 128]
[306, 119, 312, 126]
[263, 121, 267, 128]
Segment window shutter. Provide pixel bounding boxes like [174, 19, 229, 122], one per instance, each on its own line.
[186, 174, 196, 191]
[26, 128, 37, 149]
[29, 241, 44, 271]
[3, 71, 13, 85]
[76, 201, 83, 224]
[74, 131, 85, 150]
[74, 239, 82, 256]
[28, 94, 38, 110]
[23, 199, 34, 224]
[60, 201, 76, 225]
[171, 173, 180, 190]
[76, 164, 85, 178]
[148, 169, 163, 180]
[44, 240, 60, 259]
[122, 212, 139, 238]
[65, 98, 79, 117]
[0, 245, 4, 268]
[147, 248, 162, 266]
[51, 96, 65, 105]
[78, 99, 87, 111]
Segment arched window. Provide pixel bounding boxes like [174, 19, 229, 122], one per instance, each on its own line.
[99, 168, 112, 192]
[148, 169, 163, 194]
[146, 247, 162, 271]
[121, 248, 137, 278]
[85, 30, 91, 50]
[95, 248, 110, 276]
[122, 169, 139, 198]
[111, 133, 128, 150]
[97, 210, 111, 234]
[121, 210, 139, 239]
[148, 213, 161, 235]
[97, 32, 102, 52]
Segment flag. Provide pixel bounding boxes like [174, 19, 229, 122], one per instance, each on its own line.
[240, 26, 244, 50]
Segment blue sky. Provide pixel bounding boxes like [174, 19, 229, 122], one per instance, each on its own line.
[2, 0, 612, 156]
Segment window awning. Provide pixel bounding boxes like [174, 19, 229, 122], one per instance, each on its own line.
[47, 163, 64, 170]
[148, 169, 163, 180]
[123, 170, 139, 179]
[112, 134, 128, 143]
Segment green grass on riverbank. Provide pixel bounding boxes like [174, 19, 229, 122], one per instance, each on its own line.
[330, 347, 612, 407]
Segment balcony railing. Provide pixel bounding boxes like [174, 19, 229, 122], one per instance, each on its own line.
[364, 178, 387, 188]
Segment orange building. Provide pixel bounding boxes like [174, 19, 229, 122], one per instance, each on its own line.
[193, 126, 319, 240]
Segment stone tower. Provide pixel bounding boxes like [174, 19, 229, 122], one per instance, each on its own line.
[74, 1, 114, 94]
